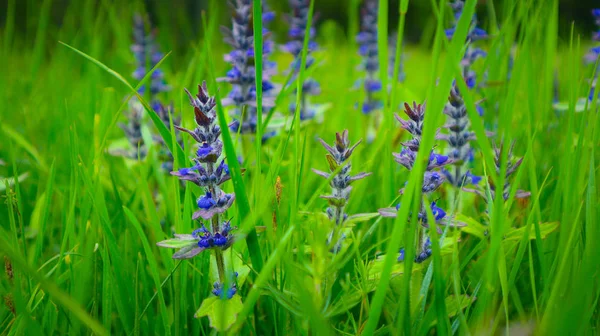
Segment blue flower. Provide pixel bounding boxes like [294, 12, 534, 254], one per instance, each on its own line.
[365, 80, 382, 92]
[466, 75, 476, 89]
[197, 192, 216, 209]
[398, 248, 405, 262]
[213, 233, 228, 246]
[430, 202, 446, 221]
[415, 249, 432, 263]
[196, 143, 214, 159]
[198, 235, 212, 248]
[222, 1, 277, 136]
[226, 67, 242, 80]
[465, 171, 482, 185]
[285, 0, 320, 122]
[476, 105, 484, 116]
[212, 281, 237, 299]
[262, 11, 275, 22]
[430, 152, 450, 166]
[192, 225, 209, 238]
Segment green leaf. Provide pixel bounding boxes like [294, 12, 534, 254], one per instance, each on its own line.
[504, 222, 559, 241]
[156, 238, 197, 249]
[346, 212, 380, 224]
[194, 295, 243, 331]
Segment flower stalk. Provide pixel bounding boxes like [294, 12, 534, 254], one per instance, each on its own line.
[157, 82, 239, 300]
[379, 103, 463, 263]
[313, 130, 371, 252]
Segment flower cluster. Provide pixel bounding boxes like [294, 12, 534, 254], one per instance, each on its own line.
[379, 103, 460, 263]
[131, 13, 170, 109]
[439, 86, 482, 187]
[212, 272, 238, 299]
[464, 142, 530, 202]
[220, 0, 277, 138]
[313, 130, 370, 251]
[356, 0, 381, 115]
[157, 82, 238, 299]
[120, 13, 180, 169]
[585, 9, 600, 101]
[446, 0, 487, 91]
[284, 0, 321, 121]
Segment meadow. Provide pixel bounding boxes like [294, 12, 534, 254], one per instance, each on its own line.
[0, 0, 599, 335]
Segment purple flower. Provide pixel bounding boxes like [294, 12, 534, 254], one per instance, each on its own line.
[314, 130, 371, 252]
[364, 80, 382, 92]
[157, 83, 240, 307]
[447, 1, 487, 92]
[586, 10, 600, 101]
[464, 142, 530, 202]
[381, 102, 454, 262]
[212, 273, 238, 299]
[285, 0, 321, 122]
[196, 143, 213, 159]
[121, 14, 177, 164]
[221, 0, 278, 137]
[430, 202, 446, 221]
[357, 0, 380, 116]
[131, 13, 170, 99]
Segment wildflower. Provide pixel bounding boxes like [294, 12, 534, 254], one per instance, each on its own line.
[585, 9, 600, 101]
[446, 0, 487, 91]
[463, 142, 530, 202]
[220, 0, 277, 139]
[356, 18, 405, 141]
[212, 272, 239, 299]
[120, 14, 180, 169]
[131, 13, 170, 102]
[284, 0, 321, 121]
[379, 102, 463, 264]
[157, 82, 239, 300]
[439, 85, 482, 187]
[313, 130, 371, 252]
[357, 0, 381, 115]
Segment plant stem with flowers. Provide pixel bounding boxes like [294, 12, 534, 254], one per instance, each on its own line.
[157, 82, 239, 303]
[379, 103, 464, 263]
[220, 0, 278, 140]
[313, 130, 371, 252]
[464, 142, 530, 203]
[284, 0, 321, 121]
[585, 9, 600, 102]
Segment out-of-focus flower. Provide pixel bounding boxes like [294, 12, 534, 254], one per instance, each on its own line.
[220, 0, 278, 139]
[463, 142, 530, 202]
[284, 0, 321, 121]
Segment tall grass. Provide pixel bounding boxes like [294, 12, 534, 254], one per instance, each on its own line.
[0, 0, 599, 334]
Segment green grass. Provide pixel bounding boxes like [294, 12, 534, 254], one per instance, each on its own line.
[1, 0, 599, 335]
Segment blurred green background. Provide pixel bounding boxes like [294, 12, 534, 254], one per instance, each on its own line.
[0, 0, 598, 47]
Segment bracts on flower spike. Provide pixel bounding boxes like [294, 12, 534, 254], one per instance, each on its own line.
[439, 86, 482, 187]
[157, 82, 240, 301]
[121, 13, 179, 169]
[463, 142, 530, 202]
[313, 130, 371, 252]
[379, 102, 465, 264]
